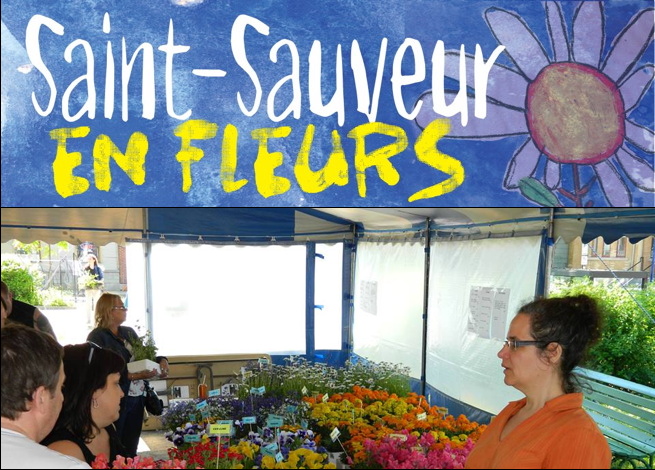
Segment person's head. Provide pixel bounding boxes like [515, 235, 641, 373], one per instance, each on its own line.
[95, 293, 127, 328]
[498, 295, 602, 394]
[0, 280, 13, 316]
[86, 254, 98, 266]
[51, 342, 125, 441]
[1, 325, 65, 441]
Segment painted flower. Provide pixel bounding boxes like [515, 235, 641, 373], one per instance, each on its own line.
[416, 1, 654, 206]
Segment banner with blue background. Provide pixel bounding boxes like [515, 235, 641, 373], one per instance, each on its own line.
[2, 0, 653, 207]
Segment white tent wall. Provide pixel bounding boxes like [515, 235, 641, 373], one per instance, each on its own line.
[143, 243, 307, 356]
[314, 243, 345, 350]
[352, 241, 425, 378]
[125, 242, 148, 331]
[426, 236, 543, 416]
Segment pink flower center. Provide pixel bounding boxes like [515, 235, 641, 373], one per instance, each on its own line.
[526, 62, 625, 164]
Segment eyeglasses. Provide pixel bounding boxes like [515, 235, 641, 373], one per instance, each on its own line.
[112, 306, 127, 310]
[87, 341, 102, 364]
[503, 339, 551, 351]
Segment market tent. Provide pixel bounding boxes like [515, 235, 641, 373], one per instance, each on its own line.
[1, 208, 653, 422]
[2, 208, 653, 244]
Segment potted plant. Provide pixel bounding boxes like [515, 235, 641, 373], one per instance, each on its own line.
[128, 331, 161, 375]
[78, 272, 104, 290]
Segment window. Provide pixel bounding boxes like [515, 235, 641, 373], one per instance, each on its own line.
[597, 237, 627, 258]
[616, 237, 626, 257]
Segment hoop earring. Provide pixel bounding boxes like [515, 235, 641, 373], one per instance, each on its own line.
[92, 398, 99, 409]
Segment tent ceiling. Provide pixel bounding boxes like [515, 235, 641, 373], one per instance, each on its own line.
[315, 208, 543, 229]
[1, 208, 653, 246]
[0, 208, 144, 245]
[313, 208, 654, 243]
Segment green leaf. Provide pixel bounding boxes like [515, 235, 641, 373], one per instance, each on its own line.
[518, 177, 561, 207]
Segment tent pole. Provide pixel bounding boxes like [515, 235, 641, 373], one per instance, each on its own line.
[306, 242, 316, 361]
[342, 237, 355, 362]
[420, 218, 431, 397]
[539, 209, 556, 297]
[143, 209, 154, 335]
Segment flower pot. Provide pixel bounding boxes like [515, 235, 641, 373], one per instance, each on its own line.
[128, 359, 161, 375]
[327, 452, 349, 469]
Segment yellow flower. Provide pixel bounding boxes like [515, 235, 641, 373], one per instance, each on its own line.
[261, 455, 277, 469]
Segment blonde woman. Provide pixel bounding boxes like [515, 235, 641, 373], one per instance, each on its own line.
[86, 293, 168, 457]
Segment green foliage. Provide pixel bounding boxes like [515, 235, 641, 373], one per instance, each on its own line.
[1, 258, 44, 306]
[130, 331, 159, 361]
[11, 240, 71, 257]
[611, 453, 654, 469]
[237, 357, 411, 400]
[78, 271, 103, 289]
[550, 279, 655, 387]
[40, 288, 74, 308]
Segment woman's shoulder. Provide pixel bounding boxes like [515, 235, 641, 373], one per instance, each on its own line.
[43, 433, 87, 463]
[87, 327, 111, 342]
[118, 326, 138, 339]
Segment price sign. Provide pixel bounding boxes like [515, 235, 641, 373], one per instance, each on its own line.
[209, 423, 232, 436]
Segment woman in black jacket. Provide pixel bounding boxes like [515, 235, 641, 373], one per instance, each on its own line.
[87, 293, 168, 457]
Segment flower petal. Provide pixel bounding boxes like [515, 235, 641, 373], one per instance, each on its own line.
[545, 2, 570, 62]
[594, 160, 632, 207]
[484, 7, 550, 80]
[415, 91, 529, 138]
[615, 146, 655, 192]
[504, 138, 541, 189]
[620, 64, 655, 113]
[545, 159, 561, 189]
[602, 8, 655, 84]
[572, 1, 604, 68]
[625, 120, 655, 153]
[444, 52, 528, 110]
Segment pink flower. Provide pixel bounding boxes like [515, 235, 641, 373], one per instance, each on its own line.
[91, 454, 187, 469]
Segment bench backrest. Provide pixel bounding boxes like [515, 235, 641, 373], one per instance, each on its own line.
[574, 368, 655, 458]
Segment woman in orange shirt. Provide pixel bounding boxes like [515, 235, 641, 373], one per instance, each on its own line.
[465, 295, 611, 469]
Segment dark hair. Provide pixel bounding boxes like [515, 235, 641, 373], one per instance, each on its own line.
[1, 325, 63, 419]
[518, 294, 603, 393]
[50, 343, 125, 441]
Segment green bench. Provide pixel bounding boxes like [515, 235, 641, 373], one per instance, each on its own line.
[574, 368, 655, 468]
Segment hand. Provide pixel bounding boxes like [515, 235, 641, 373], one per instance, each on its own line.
[130, 369, 158, 381]
[158, 359, 169, 379]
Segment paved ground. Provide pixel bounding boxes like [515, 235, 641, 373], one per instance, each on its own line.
[138, 431, 172, 460]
